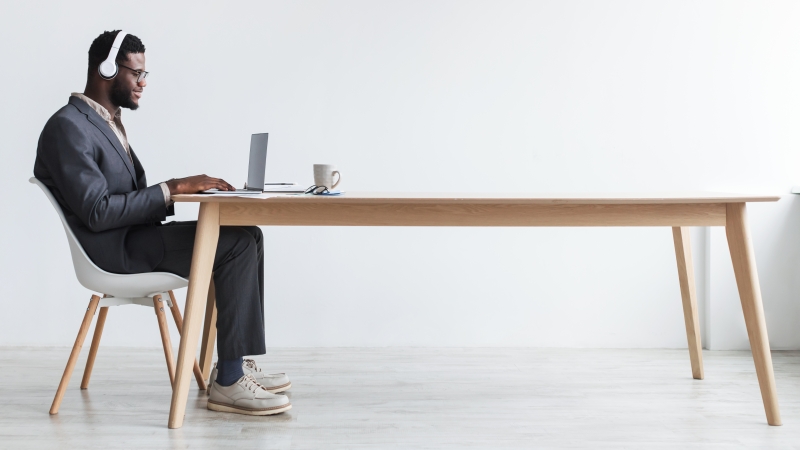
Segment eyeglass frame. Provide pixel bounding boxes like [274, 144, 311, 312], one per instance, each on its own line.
[118, 63, 149, 83]
[304, 185, 330, 195]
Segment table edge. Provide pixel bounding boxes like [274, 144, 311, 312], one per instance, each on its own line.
[172, 194, 781, 204]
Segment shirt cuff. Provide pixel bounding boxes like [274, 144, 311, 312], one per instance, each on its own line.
[159, 182, 173, 206]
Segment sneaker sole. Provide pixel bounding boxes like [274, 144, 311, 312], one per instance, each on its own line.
[207, 400, 292, 416]
[266, 382, 291, 394]
[206, 382, 292, 395]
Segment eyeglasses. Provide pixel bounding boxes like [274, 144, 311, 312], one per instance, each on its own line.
[304, 185, 330, 195]
[118, 64, 149, 83]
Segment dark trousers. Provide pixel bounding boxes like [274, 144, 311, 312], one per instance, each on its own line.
[153, 221, 266, 360]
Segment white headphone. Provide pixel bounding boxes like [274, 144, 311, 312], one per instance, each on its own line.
[98, 31, 129, 79]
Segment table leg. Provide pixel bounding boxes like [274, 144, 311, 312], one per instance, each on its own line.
[168, 202, 220, 429]
[167, 290, 208, 391]
[725, 203, 781, 426]
[199, 278, 218, 382]
[671, 227, 704, 380]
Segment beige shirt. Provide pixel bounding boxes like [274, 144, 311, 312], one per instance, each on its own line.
[71, 93, 171, 205]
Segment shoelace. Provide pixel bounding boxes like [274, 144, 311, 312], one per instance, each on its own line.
[240, 374, 267, 393]
[243, 358, 262, 373]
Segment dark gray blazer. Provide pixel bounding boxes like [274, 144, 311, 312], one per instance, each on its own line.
[34, 96, 174, 274]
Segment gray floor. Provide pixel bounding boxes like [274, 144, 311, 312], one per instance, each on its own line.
[1, 347, 799, 449]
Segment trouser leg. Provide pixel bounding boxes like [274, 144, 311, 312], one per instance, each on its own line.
[212, 226, 265, 359]
[154, 222, 266, 360]
[239, 226, 265, 330]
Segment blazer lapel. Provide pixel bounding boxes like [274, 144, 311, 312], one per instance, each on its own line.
[69, 97, 138, 189]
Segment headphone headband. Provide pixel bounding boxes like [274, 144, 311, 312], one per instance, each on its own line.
[98, 31, 128, 79]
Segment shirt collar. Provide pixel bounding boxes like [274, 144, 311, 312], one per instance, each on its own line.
[70, 92, 121, 123]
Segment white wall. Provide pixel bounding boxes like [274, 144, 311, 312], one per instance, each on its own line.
[1, 1, 798, 349]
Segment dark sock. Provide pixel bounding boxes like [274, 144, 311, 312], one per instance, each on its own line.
[216, 357, 244, 386]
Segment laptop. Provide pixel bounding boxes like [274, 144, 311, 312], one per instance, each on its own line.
[201, 133, 269, 194]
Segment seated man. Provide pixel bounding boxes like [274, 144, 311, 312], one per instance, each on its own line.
[33, 30, 291, 416]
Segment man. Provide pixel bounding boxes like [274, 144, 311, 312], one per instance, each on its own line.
[33, 30, 291, 416]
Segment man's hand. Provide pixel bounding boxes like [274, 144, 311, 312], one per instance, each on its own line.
[166, 175, 236, 195]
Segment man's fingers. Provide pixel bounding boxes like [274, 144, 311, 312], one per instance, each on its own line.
[209, 179, 230, 191]
[203, 176, 230, 191]
[212, 180, 233, 191]
[180, 175, 235, 192]
[212, 178, 234, 191]
[204, 182, 225, 191]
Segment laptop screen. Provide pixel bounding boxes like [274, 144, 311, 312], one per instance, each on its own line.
[246, 133, 268, 191]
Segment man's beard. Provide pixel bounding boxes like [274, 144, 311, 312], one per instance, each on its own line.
[110, 78, 139, 110]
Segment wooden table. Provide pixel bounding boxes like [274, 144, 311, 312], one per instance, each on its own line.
[167, 193, 782, 428]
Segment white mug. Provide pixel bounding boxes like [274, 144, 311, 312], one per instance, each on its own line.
[313, 164, 341, 189]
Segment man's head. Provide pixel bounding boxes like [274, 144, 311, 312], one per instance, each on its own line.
[87, 30, 147, 110]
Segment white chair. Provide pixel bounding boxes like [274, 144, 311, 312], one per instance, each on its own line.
[29, 177, 207, 415]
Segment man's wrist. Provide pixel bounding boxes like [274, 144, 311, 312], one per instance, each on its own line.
[165, 178, 179, 196]
[159, 182, 173, 205]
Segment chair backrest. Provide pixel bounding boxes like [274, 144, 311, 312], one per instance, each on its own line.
[29, 177, 187, 297]
[30, 177, 110, 285]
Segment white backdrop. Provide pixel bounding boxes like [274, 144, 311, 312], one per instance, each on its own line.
[1, 1, 798, 350]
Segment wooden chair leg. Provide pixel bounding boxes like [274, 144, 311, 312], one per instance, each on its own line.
[80, 306, 109, 389]
[199, 278, 218, 382]
[50, 295, 101, 415]
[167, 290, 207, 390]
[153, 295, 176, 386]
[672, 227, 704, 380]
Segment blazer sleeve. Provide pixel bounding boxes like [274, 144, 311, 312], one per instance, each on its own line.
[40, 116, 168, 232]
[130, 145, 174, 218]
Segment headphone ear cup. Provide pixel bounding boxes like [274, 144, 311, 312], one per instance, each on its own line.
[98, 60, 118, 79]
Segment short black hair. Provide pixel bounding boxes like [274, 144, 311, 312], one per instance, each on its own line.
[88, 30, 145, 75]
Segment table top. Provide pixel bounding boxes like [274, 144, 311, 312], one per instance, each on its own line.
[173, 192, 780, 205]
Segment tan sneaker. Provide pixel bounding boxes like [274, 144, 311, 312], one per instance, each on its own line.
[208, 359, 291, 395]
[207, 374, 291, 416]
[243, 359, 292, 392]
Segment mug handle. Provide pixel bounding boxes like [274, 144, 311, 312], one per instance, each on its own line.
[331, 171, 341, 189]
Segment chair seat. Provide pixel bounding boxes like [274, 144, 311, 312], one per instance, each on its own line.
[84, 270, 188, 299]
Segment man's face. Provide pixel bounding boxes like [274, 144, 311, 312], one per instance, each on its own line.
[110, 52, 146, 110]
